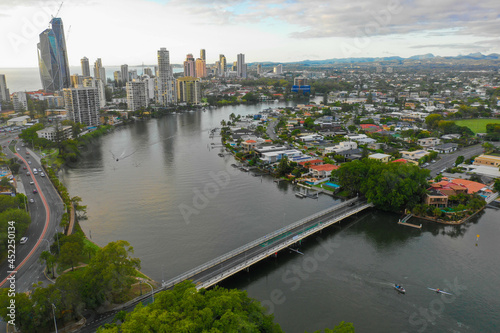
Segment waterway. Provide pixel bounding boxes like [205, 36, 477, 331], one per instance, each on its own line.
[60, 102, 500, 333]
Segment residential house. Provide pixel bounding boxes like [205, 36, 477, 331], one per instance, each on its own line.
[241, 140, 257, 152]
[36, 126, 73, 142]
[323, 141, 357, 155]
[400, 150, 430, 161]
[473, 155, 500, 168]
[309, 164, 339, 178]
[431, 143, 458, 154]
[368, 153, 391, 163]
[425, 181, 468, 207]
[417, 137, 441, 148]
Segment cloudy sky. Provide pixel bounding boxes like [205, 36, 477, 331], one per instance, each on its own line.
[0, 0, 499, 67]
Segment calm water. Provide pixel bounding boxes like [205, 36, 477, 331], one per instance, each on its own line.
[59, 103, 500, 333]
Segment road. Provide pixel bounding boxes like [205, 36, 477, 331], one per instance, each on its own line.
[0, 138, 65, 294]
[425, 144, 485, 177]
[266, 118, 279, 140]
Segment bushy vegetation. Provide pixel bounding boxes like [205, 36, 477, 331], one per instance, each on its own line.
[333, 158, 430, 212]
[0, 194, 31, 259]
[0, 240, 140, 332]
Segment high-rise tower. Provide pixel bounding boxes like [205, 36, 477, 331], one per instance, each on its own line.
[218, 54, 226, 77]
[200, 49, 206, 62]
[94, 58, 106, 85]
[237, 53, 247, 78]
[121, 64, 129, 84]
[0, 75, 10, 102]
[184, 54, 196, 77]
[37, 17, 71, 92]
[156, 48, 176, 105]
[81, 57, 90, 77]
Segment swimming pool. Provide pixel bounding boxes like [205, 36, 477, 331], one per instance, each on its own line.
[324, 182, 340, 188]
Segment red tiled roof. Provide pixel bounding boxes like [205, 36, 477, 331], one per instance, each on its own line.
[245, 140, 257, 143]
[310, 164, 339, 172]
[451, 179, 491, 194]
[299, 159, 323, 166]
[391, 158, 407, 163]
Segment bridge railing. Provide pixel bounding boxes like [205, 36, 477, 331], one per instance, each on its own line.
[196, 202, 375, 289]
[162, 196, 361, 289]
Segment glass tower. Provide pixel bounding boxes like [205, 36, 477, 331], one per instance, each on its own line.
[37, 18, 71, 92]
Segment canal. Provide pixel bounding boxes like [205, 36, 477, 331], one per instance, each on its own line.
[61, 102, 500, 332]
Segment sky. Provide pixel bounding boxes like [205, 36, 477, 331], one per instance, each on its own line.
[0, 0, 499, 68]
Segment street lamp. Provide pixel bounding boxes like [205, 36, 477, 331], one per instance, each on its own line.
[51, 303, 58, 333]
[41, 239, 51, 254]
[55, 228, 60, 254]
[140, 279, 154, 303]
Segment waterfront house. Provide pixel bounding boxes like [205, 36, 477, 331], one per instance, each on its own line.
[309, 164, 339, 178]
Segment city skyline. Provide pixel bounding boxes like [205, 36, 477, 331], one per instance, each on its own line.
[1, 0, 499, 68]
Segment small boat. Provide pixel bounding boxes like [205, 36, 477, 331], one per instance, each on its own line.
[394, 284, 406, 294]
[295, 192, 306, 198]
[427, 288, 452, 295]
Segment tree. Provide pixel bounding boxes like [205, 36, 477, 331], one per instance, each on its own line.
[276, 156, 292, 177]
[59, 240, 83, 271]
[454, 155, 464, 166]
[425, 114, 443, 129]
[311, 321, 355, 333]
[81, 240, 140, 308]
[96, 281, 283, 333]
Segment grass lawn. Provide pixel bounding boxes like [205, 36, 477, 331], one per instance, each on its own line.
[454, 119, 500, 134]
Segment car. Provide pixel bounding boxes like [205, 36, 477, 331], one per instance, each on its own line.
[33, 189, 37, 194]
[431, 160, 436, 163]
[25, 151, 29, 155]
[16, 148, 20, 151]
[26, 172, 30, 176]
[28, 161, 31, 164]
[40, 172, 45, 177]
[23, 166, 27, 170]
[29, 181, 34, 185]
[20, 237, 28, 244]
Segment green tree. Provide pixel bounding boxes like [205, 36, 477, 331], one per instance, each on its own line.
[454, 155, 464, 166]
[425, 114, 443, 129]
[311, 321, 355, 333]
[59, 240, 83, 271]
[97, 281, 283, 333]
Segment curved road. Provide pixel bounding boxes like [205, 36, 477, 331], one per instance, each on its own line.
[0, 140, 64, 293]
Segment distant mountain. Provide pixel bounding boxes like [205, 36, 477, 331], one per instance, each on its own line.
[408, 53, 435, 60]
[249, 53, 500, 66]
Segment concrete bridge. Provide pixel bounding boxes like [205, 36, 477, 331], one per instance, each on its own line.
[162, 197, 373, 290]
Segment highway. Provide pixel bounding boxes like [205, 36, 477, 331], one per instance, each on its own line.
[0, 136, 65, 293]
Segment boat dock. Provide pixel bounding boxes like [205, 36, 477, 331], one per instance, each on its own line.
[398, 214, 422, 229]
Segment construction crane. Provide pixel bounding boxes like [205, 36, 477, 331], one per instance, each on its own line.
[66, 25, 72, 42]
[48, 1, 64, 27]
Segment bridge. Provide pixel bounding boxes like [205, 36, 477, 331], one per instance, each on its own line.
[162, 197, 373, 290]
[80, 197, 373, 332]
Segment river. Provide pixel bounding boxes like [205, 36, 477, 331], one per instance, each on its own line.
[60, 102, 500, 333]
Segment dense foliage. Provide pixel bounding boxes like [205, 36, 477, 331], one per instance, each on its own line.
[97, 280, 283, 333]
[333, 158, 430, 212]
[0, 240, 140, 332]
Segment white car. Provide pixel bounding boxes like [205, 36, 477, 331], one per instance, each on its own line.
[40, 172, 45, 177]
[20, 237, 28, 244]
[29, 181, 34, 185]
[29, 198, 34, 203]
[16, 148, 20, 151]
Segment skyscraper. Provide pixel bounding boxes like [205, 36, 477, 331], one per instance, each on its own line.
[37, 17, 71, 92]
[94, 58, 106, 85]
[218, 54, 226, 77]
[156, 48, 176, 105]
[126, 80, 148, 111]
[195, 58, 207, 78]
[184, 54, 196, 77]
[200, 49, 206, 62]
[274, 64, 283, 75]
[121, 64, 129, 84]
[83, 77, 106, 108]
[63, 87, 100, 126]
[143, 68, 153, 77]
[81, 57, 90, 77]
[237, 54, 247, 79]
[114, 71, 122, 85]
[176, 77, 202, 104]
[0, 75, 10, 102]
[257, 64, 262, 75]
